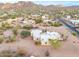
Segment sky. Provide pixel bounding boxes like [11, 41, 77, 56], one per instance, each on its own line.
[0, 0, 79, 6]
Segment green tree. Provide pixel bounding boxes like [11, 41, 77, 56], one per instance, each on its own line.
[20, 30, 31, 38]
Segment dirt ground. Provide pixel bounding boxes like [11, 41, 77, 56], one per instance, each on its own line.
[0, 26, 79, 57]
[0, 34, 79, 57]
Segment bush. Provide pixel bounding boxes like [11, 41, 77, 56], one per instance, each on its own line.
[0, 50, 16, 57]
[12, 29, 18, 35]
[35, 41, 41, 46]
[10, 15, 17, 19]
[72, 32, 77, 36]
[0, 49, 26, 57]
[23, 25, 32, 30]
[20, 30, 31, 38]
[35, 19, 43, 24]
[1, 22, 12, 30]
[50, 22, 62, 27]
[49, 39, 61, 49]
[6, 35, 16, 43]
[0, 35, 4, 43]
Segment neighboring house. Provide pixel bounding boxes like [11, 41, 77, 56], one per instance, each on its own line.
[69, 20, 79, 26]
[42, 14, 49, 20]
[31, 29, 63, 45]
[17, 17, 35, 26]
[64, 15, 71, 20]
[43, 20, 52, 23]
[43, 19, 58, 23]
[28, 14, 40, 20]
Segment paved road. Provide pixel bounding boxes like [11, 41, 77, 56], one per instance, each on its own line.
[57, 18, 79, 37]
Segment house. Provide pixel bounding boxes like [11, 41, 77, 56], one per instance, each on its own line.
[31, 29, 63, 45]
[28, 14, 40, 20]
[42, 14, 49, 20]
[69, 20, 79, 26]
[17, 17, 35, 26]
[64, 15, 71, 20]
[43, 20, 52, 23]
[31, 29, 42, 41]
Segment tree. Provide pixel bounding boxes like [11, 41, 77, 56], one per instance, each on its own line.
[72, 32, 77, 36]
[50, 22, 62, 27]
[20, 30, 31, 38]
[35, 19, 43, 24]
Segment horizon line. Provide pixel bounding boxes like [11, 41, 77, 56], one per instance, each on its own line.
[0, 1, 79, 6]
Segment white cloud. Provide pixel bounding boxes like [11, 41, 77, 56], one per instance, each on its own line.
[0, 0, 79, 3]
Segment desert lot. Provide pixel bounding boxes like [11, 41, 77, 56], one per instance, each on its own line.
[0, 26, 79, 57]
[0, 33, 79, 57]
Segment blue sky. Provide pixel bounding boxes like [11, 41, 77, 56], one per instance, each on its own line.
[0, 0, 79, 6]
[33, 1, 79, 6]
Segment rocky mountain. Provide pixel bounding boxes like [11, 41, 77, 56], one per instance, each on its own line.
[0, 1, 65, 10]
[0, 1, 79, 15]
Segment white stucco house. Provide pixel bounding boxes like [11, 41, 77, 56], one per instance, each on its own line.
[31, 29, 42, 41]
[31, 29, 63, 45]
[42, 14, 49, 20]
[64, 15, 71, 20]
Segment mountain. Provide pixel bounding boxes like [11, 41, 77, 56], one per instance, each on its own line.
[0, 1, 65, 10]
[0, 1, 79, 14]
[0, 1, 38, 10]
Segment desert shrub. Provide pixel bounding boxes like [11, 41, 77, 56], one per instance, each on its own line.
[5, 35, 16, 43]
[50, 22, 62, 27]
[1, 22, 12, 30]
[49, 39, 61, 49]
[20, 30, 31, 38]
[72, 32, 77, 36]
[10, 14, 17, 19]
[0, 49, 27, 57]
[23, 25, 32, 30]
[12, 29, 18, 35]
[0, 50, 16, 57]
[0, 35, 4, 43]
[35, 19, 43, 24]
[35, 41, 41, 46]
[15, 25, 21, 29]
